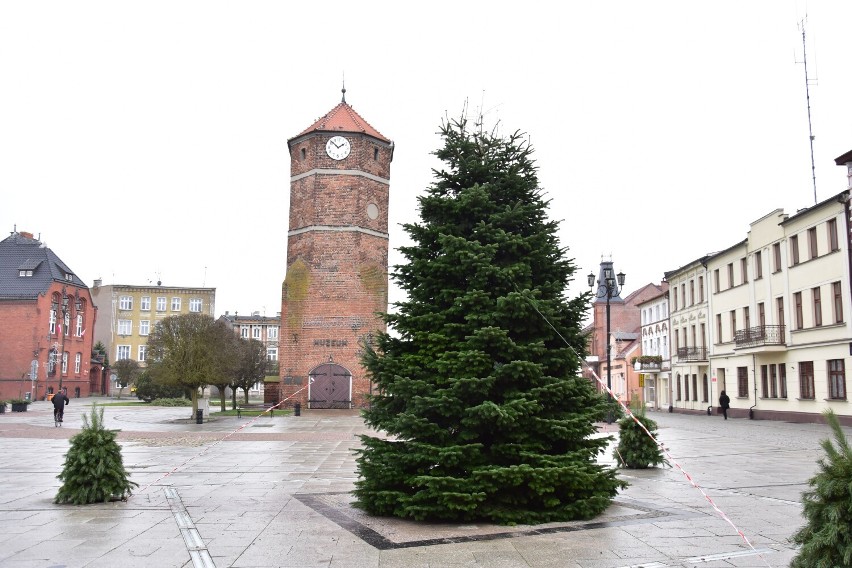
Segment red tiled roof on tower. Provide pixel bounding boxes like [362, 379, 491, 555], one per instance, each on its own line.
[291, 88, 390, 143]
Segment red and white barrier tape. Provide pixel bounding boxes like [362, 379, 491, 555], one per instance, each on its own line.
[134, 384, 310, 495]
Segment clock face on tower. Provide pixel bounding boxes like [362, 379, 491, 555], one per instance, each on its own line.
[325, 136, 351, 160]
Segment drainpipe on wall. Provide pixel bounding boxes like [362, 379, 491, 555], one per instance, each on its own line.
[749, 353, 757, 419]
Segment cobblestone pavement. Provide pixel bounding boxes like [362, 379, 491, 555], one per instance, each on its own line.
[0, 399, 848, 568]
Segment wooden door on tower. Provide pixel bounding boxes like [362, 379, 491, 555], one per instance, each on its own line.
[308, 364, 352, 409]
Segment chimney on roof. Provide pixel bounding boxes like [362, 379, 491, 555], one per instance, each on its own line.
[93, 279, 102, 288]
[20, 231, 33, 239]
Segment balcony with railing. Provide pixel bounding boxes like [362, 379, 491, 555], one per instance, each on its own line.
[734, 325, 786, 350]
[632, 355, 663, 372]
[676, 346, 708, 361]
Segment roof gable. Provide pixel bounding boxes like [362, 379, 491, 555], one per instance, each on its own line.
[0, 232, 86, 299]
[290, 97, 390, 144]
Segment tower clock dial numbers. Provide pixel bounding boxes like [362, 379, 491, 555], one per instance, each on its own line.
[325, 136, 351, 160]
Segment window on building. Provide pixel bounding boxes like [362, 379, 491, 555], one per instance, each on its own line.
[189, 298, 203, 313]
[676, 374, 681, 400]
[64, 312, 70, 337]
[684, 374, 689, 401]
[828, 359, 846, 400]
[740, 258, 747, 284]
[138, 345, 148, 362]
[116, 345, 131, 361]
[62, 351, 68, 374]
[267, 347, 278, 361]
[761, 365, 768, 398]
[813, 287, 822, 327]
[119, 295, 133, 310]
[689, 280, 695, 305]
[769, 364, 778, 398]
[156, 297, 167, 311]
[758, 302, 765, 327]
[808, 227, 818, 259]
[75, 314, 83, 337]
[692, 374, 698, 401]
[141, 296, 151, 311]
[18, 269, 33, 277]
[791, 235, 800, 265]
[828, 218, 839, 252]
[833, 281, 843, 323]
[75, 353, 81, 374]
[794, 292, 803, 329]
[727, 263, 734, 288]
[240, 326, 249, 339]
[702, 374, 709, 402]
[698, 276, 704, 302]
[743, 306, 750, 330]
[118, 319, 132, 336]
[730, 310, 737, 339]
[754, 250, 763, 279]
[673, 287, 678, 311]
[49, 309, 56, 335]
[171, 297, 181, 311]
[737, 366, 749, 397]
[773, 242, 782, 272]
[714, 269, 720, 293]
[268, 327, 279, 339]
[716, 313, 722, 343]
[681, 284, 686, 307]
[139, 320, 150, 336]
[777, 297, 785, 329]
[799, 361, 815, 399]
[779, 364, 787, 398]
[700, 323, 706, 349]
[674, 328, 680, 351]
[252, 326, 262, 339]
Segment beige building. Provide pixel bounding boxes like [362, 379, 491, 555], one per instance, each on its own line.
[91, 281, 216, 395]
[703, 189, 851, 423]
[665, 257, 713, 414]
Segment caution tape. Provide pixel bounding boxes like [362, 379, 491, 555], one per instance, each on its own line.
[133, 384, 310, 496]
[519, 289, 774, 568]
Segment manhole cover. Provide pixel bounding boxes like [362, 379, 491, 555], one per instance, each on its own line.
[251, 424, 274, 428]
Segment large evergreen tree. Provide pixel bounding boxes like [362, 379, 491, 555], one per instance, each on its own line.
[354, 112, 625, 525]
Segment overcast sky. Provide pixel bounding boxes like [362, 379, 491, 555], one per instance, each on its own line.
[2, 1, 850, 319]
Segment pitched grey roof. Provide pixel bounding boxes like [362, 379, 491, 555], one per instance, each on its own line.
[0, 232, 87, 300]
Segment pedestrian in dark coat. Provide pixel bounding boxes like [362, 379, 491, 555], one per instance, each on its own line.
[719, 390, 731, 420]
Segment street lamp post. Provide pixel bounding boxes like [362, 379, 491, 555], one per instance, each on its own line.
[588, 267, 626, 423]
[51, 286, 81, 393]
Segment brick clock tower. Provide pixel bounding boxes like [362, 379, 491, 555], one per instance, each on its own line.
[279, 91, 393, 409]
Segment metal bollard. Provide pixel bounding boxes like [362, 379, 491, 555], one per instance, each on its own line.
[196, 409, 203, 424]
[294, 402, 301, 416]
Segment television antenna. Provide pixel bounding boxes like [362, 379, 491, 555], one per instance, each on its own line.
[797, 16, 818, 204]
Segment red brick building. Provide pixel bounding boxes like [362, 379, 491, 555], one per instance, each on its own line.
[277, 92, 393, 409]
[0, 231, 102, 401]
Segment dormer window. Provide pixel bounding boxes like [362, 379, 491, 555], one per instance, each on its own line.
[17, 258, 40, 276]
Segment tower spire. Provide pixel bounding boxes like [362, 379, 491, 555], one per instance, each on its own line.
[341, 75, 346, 103]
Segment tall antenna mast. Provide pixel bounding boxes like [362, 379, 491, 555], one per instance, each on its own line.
[798, 16, 818, 204]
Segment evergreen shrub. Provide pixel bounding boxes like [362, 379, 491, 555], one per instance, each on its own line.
[55, 404, 138, 504]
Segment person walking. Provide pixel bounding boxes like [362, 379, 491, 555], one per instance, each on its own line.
[719, 390, 730, 420]
[52, 389, 70, 425]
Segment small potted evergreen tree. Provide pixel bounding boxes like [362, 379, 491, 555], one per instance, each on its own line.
[613, 399, 669, 469]
[55, 404, 138, 504]
[789, 410, 852, 567]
